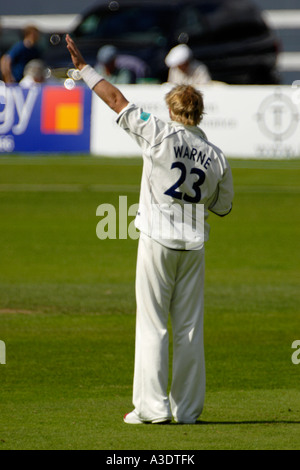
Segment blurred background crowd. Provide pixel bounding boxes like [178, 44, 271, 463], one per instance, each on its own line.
[0, 0, 299, 87]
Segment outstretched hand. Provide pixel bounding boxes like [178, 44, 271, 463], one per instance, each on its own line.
[65, 33, 129, 114]
[65, 34, 86, 70]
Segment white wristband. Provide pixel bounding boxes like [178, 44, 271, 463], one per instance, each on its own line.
[80, 65, 104, 89]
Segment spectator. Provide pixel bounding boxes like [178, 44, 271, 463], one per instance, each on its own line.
[95, 45, 149, 84]
[19, 60, 53, 88]
[165, 44, 211, 86]
[0, 25, 41, 84]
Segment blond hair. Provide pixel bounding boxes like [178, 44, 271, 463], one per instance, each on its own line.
[165, 85, 204, 126]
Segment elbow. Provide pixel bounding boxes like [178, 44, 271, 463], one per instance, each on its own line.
[104, 94, 127, 114]
[210, 204, 233, 217]
[110, 94, 129, 114]
[106, 91, 119, 112]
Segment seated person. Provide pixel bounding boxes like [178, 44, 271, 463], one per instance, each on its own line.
[165, 44, 211, 86]
[19, 59, 59, 87]
[19, 60, 47, 87]
[95, 45, 149, 84]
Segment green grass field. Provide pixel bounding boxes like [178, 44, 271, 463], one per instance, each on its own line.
[0, 155, 299, 450]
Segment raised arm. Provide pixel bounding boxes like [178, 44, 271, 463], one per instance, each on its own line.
[66, 34, 129, 114]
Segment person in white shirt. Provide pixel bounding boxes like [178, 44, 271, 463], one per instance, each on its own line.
[66, 34, 233, 425]
[19, 59, 57, 88]
[165, 44, 211, 86]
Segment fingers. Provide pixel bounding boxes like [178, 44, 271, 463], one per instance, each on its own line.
[66, 34, 73, 45]
[66, 34, 75, 52]
[65, 34, 72, 48]
[65, 34, 86, 70]
[66, 34, 76, 54]
[66, 35, 77, 59]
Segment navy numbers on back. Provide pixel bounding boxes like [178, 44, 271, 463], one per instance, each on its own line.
[164, 162, 206, 204]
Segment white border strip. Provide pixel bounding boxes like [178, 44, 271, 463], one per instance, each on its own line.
[0, 14, 80, 32]
[277, 52, 300, 71]
[2, 10, 300, 32]
[263, 10, 300, 29]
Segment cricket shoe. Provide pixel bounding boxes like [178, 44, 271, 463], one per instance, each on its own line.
[123, 410, 171, 425]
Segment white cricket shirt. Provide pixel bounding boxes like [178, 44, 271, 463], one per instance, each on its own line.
[117, 103, 233, 250]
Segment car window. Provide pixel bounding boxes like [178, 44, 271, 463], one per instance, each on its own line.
[74, 7, 171, 45]
[76, 14, 101, 36]
[177, 3, 267, 44]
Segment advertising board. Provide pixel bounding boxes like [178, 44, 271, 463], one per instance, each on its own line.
[0, 84, 92, 153]
[90, 84, 300, 159]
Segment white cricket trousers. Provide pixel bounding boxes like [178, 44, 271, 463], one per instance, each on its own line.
[133, 233, 206, 424]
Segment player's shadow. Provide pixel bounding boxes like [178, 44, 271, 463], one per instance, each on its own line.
[194, 419, 300, 425]
[159, 419, 300, 426]
[163, 420, 300, 425]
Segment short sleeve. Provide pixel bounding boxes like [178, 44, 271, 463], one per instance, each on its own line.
[116, 103, 167, 155]
[209, 156, 234, 216]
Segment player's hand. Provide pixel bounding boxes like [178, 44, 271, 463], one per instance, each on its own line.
[65, 34, 86, 71]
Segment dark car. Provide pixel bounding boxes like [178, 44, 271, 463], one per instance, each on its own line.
[44, 0, 280, 84]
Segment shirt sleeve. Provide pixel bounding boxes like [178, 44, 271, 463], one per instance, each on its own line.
[209, 156, 234, 216]
[116, 103, 167, 156]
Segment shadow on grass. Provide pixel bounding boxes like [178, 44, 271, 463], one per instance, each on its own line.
[195, 420, 300, 425]
[150, 419, 300, 426]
